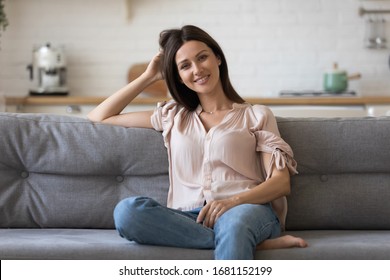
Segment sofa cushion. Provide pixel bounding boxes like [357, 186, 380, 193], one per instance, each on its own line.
[0, 228, 213, 260]
[277, 117, 390, 230]
[256, 230, 390, 260]
[0, 113, 169, 229]
[2, 228, 389, 260]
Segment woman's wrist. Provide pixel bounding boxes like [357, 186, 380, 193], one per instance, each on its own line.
[229, 195, 243, 207]
[139, 70, 161, 86]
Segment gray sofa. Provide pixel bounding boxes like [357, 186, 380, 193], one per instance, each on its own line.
[1, 112, 390, 260]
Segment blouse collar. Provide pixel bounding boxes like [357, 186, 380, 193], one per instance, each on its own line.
[195, 102, 249, 116]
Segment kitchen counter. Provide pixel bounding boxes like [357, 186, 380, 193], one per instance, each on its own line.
[5, 95, 390, 106]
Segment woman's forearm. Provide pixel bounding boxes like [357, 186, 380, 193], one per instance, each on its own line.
[232, 168, 291, 206]
[87, 73, 157, 122]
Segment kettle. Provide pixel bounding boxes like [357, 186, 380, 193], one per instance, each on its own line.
[323, 63, 361, 93]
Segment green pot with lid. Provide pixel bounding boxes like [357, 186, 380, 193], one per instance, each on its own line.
[323, 63, 361, 93]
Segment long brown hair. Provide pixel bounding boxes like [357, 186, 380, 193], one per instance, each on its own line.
[159, 25, 245, 111]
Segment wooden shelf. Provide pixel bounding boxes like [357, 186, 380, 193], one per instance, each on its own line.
[246, 96, 390, 105]
[5, 95, 390, 106]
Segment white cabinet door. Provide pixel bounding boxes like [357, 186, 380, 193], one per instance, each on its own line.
[269, 105, 367, 118]
[366, 105, 390, 117]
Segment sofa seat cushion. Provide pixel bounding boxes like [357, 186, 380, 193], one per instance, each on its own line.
[256, 230, 390, 259]
[1, 229, 389, 260]
[0, 229, 213, 260]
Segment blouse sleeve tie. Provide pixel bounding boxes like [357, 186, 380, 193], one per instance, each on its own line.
[253, 130, 298, 179]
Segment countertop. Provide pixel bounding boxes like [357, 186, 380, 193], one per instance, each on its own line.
[5, 95, 390, 106]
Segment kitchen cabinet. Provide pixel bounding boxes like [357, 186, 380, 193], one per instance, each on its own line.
[251, 96, 390, 117]
[5, 95, 390, 118]
[268, 105, 367, 118]
[366, 105, 390, 117]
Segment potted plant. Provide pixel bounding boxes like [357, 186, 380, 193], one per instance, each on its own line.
[0, 0, 9, 42]
[0, 0, 8, 110]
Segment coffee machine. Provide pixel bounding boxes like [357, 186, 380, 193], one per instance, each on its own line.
[27, 43, 69, 95]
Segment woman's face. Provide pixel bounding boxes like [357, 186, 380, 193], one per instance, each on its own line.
[175, 40, 222, 96]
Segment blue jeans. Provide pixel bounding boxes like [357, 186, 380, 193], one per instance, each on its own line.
[113, 196, 281, 260]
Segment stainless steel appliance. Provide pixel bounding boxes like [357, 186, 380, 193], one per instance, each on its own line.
[27, 43, 69, 95]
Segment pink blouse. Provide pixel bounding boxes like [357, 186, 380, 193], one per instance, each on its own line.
[151, 100, 297, 211]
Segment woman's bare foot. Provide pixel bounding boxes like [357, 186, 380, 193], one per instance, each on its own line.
[256, 235, 308, 250]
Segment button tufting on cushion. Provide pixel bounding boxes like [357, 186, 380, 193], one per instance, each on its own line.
[116, 176, 124, 183]
[320, 175, 328, 182]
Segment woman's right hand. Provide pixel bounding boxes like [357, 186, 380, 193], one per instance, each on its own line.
[87, 52, 165, 127]
[143, 52, 164, 83]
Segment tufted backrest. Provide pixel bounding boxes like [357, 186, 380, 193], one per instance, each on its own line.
[1, 113, 390, 230]
[0, 113, 169, 229]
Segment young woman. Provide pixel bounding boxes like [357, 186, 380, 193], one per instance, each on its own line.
[88, 25, 307, 259]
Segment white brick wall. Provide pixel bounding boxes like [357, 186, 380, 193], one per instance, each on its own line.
[1, 0, 390, 98]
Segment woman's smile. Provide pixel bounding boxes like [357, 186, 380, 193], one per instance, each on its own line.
[194, 74, 210, 85]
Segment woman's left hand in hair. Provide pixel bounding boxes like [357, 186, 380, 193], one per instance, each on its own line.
[196, 198, 237, 228]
